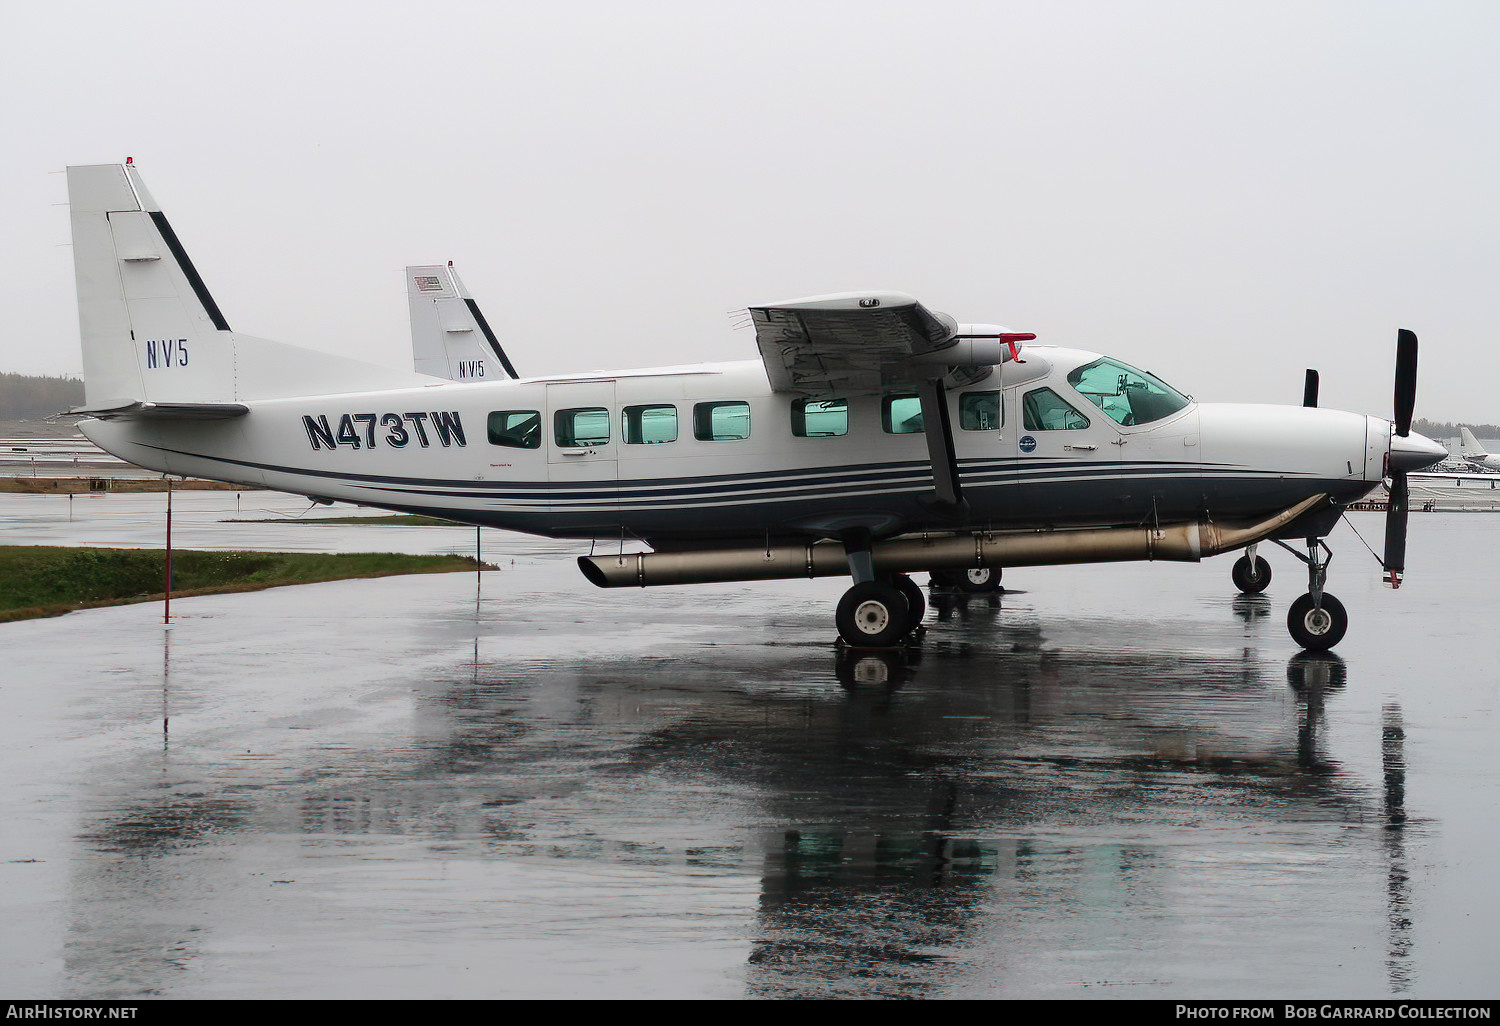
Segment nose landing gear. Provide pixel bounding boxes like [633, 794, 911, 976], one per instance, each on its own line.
[1277, 537, 1347, 651]
[1288, 593, 1348, 650]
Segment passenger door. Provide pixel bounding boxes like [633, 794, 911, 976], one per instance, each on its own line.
[1014, 384, 1122, 521]
[546, 380, 618, 491]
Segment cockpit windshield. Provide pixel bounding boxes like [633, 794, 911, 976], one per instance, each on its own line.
[1066, 357, 1191, 426]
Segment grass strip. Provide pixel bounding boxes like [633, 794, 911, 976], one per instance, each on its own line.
[0, 546, 483, 623]
[0, 478, 246, 494]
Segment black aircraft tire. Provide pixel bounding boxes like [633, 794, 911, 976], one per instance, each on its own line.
[1232, 555, 1272, 594]
[890, 574, 926, 627]
[837, 581, 913, 648]
[1287, 593, 1348, 651]
[957, 567, 1002, 593]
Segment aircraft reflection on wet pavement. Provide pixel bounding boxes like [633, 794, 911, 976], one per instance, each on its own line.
[61, 586, 1418, 1000]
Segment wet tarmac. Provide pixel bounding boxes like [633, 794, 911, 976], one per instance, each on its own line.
[1, 499, 1497, 999]
[0, 490, 511, 557]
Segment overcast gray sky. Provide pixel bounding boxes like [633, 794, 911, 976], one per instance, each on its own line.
[4, 0, 1497, 419]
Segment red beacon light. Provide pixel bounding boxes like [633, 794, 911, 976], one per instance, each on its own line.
[999, 332, 1035, 364]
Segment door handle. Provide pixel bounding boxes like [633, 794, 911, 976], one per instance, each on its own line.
[1064, 444, 1098, 452]
[559, 448, 595, 457]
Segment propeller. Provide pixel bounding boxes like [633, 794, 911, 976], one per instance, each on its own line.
[1303, 369, 1319, 408]
[1382, 329, 1419, 587]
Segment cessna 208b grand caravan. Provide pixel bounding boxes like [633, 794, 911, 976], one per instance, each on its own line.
[66, 162, 1446, 651]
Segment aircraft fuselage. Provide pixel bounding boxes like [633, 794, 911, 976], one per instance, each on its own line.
[82, 347, 1389, 546]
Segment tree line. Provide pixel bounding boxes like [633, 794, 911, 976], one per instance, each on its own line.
[0, 373, 84, 420]
[1413, 418, 1500, 440]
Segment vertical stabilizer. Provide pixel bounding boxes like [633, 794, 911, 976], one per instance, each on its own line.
[68, 162, 435, 408]
[69, 162, 236, 407]
[407, 262, 520, 382]
[1459, 426, 1487, 457]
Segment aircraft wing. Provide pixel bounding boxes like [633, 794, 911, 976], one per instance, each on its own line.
[748, 292, 960, 395]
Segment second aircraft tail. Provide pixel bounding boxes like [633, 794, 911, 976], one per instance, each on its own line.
[406, 262, 519, 382]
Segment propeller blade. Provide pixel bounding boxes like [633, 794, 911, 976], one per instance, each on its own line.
[1383, 470, 1409, 586]
[1393, 329, 1418, 436]
[1303, 369, 1319, 408]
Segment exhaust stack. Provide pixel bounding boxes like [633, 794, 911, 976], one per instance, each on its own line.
[579, 495, 1328, 588]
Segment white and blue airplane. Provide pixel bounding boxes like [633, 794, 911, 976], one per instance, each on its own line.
[65, 161, 1445, 651]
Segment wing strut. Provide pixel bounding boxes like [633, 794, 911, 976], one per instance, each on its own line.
[916, 379, 968, 518]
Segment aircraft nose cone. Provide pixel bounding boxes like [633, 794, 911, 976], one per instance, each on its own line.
[1389, 430, 1447, 473]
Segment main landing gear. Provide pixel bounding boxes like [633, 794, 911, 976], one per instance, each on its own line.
[931, 567, 1003, 593]
[833, 529, 938, 648]
[835, 574, 925, 647]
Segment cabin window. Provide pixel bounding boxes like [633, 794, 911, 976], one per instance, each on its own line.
[487, 410, 541, 449]
[882, 394, 924, 434]
[959, 391, 1002, 431]
[1022, 388, 1090, 431]
[623, 404, 678, 444]
[1066, 356, 1190, 426]
[791, 398, 848, 437]
[694, 401, 751, 441]
[554, 407, 610, 447]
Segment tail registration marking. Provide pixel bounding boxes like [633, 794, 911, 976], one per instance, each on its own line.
[143, 339, 189, 369]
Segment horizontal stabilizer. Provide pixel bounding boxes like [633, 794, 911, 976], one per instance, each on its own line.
[70, 400, 249, 421]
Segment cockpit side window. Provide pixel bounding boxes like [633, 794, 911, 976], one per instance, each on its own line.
[1067, 357, 1190, 426]
[1022, 388, 1090, 431]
